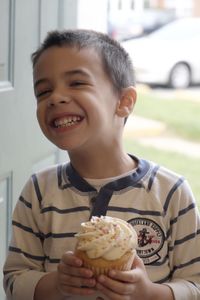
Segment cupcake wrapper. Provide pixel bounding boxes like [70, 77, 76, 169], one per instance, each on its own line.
[83, 256, 134, 276]
[76, 249, 136, 277]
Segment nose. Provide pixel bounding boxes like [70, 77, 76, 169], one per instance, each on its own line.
[47, 92, 71, 107]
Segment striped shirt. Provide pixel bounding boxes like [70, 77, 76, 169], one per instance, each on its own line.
[3, 157, 200, 300]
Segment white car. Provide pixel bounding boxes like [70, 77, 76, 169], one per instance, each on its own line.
[122, 18, 200, 89]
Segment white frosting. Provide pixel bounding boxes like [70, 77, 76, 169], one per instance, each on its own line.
[75, 216, 138, 260]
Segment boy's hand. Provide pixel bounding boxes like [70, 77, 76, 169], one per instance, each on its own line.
[96, 255, 174, 300]
[56, 251, 96, 297]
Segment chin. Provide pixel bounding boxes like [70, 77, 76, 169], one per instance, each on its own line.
[47, 135, 89, 153]
[53, 141, 83, 152]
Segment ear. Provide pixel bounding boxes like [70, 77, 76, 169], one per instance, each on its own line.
[116, 86, 137, 118]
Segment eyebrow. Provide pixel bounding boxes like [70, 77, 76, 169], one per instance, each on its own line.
[34, 69, 91, 90]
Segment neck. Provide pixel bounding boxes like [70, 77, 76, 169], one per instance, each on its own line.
[68, 145, 137, 179]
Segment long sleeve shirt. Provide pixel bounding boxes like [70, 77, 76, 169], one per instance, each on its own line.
[3, 157, 200, 300]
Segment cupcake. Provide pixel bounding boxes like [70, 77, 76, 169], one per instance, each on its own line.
[75, 216, 138, 276]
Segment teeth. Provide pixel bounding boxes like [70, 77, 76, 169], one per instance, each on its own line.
[54, 116, 81, 128]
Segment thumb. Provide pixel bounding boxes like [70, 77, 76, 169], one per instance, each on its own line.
[129, 254, 149, 283]
[132, 254, 145, 270]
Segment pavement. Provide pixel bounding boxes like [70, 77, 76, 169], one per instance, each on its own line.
[124, 115, 200, 158]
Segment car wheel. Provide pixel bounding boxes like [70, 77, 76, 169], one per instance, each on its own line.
[168, 63, 191, 89]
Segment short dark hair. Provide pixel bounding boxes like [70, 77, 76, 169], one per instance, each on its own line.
[31, 29, 135, 94]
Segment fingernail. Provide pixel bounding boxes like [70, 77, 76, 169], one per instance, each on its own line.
[85, 269, 93, 277]
[98, 275, 105, 283]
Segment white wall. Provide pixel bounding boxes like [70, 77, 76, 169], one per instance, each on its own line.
[60, 0, 108, 32]
[77, 0, 108, 32]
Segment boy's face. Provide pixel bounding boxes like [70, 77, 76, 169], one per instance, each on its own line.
[33, 46, 122, 152]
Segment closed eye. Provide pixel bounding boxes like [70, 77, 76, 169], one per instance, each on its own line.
[69, 81, 87, 87]
[36, 89, 52, 98]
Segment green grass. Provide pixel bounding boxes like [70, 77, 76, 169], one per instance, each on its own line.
[124, 90, 200, 210]
[134, 92, 200, 142]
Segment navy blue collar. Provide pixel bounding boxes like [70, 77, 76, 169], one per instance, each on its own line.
[64, 155, 150, 217]
[65, 155, 150, 192]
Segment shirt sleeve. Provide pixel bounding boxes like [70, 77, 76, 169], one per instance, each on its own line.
[165, 180, 200, 299]
[3, 176, 47, 300]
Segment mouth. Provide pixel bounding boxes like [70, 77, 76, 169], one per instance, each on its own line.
[51, 115, 83, 128]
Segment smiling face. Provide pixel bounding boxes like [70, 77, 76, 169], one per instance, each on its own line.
[33, 46, 123, 153]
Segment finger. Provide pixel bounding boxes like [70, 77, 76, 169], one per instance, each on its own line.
[58, 251, 94, 278]
[58, 261, 94, 278]
[107, 254, 146, 284]
[97, 274, 133, 295]
[109, 268, 143, 284]
[96, 282, 125, 300]
[61, 251, 82, 267]
[59, 284, 96, 297]
[132, 254, 146, 270]
[59, 271, 96, 288]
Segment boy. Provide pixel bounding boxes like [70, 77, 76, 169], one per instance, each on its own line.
[3, 29, 200, 300]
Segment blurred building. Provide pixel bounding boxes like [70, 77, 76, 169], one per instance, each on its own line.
[151, 0, 200, 17]
[108, 0, 200, 40]
[108, 0, 200, 17]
